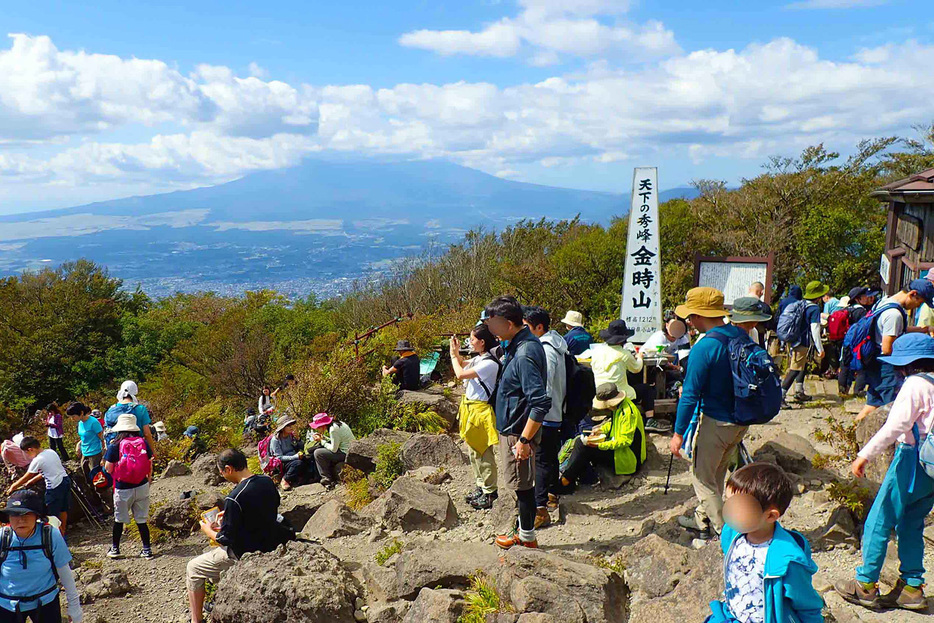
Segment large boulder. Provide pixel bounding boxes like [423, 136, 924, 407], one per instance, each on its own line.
[495, 548, 629, 623]
[211, 541, 359, 623]
[346, 429, 413, 473]
[813, 506, 860, 551]
[617, 534, 689, 599]
[405, 466, 452, 485]
[363, 476, 458, 532]
[161, 460, 191, 478]
[279, 486, 329, 528]
[398, 390, 459, 430]
[151, 498, 196, 532]
[753, 432, 817, 475]
[191, 453, 224, 486]
[303, 499, 372, 539]
[401, 588, 467, 623]
[195, 490, 226, 511]
[855, 403, 894, 486]
[363, 540, 501, 602]
[81, 568, 132, 601]
[401, 434, 468, 470]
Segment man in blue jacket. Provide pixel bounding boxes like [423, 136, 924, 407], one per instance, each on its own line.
[483, 295, 552, 550]
[670, 287, 748, 542]
[707, 462, 824, 623]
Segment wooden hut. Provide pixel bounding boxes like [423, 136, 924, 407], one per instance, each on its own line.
[871, 168, 934, 294]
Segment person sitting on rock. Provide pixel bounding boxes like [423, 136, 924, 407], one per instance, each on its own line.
[307, 413, 354, 489]
[270, 417, 315, 491]
[558, 383, 645, 489]
[187, 449, 282, 623]
[834, 333, 934, 612]
[382, 340, 421, 391]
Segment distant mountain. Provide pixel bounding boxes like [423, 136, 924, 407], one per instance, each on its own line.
[0, 160, 698, 298]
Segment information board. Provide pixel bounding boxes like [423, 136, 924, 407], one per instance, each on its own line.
[694, 254, 774, 305]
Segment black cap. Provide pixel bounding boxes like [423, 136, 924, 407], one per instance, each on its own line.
[848, 286, 869, 301]
[0, 490, 46, 521]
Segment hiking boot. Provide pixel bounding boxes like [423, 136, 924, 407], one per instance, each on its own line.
[677, 514, 708, 534]
[546, 493, 559, 511]
[464, 487, 483, 503]
[880, 579, 927, 611]
[793, 392, 813, 403]
[644, 418, 672, 434]
[534, 507, 551, 529]
[140, 547, 154, 560]
[106, 546, 122, 559]
[494, 530, 538, 550]
[470, 491, 498, 510]
[834, 579, 881, 610]
[320, 478, 336, 490]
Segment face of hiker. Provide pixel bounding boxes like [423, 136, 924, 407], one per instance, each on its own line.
[469, 333, 484, 353]
[484, 315, 512, 341]
[723, 489, 778, 535]
[9, 513, 38, 538]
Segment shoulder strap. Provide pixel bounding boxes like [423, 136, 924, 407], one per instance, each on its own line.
[0, 527, 11, 566]
[706, 329, 730, 346]
[41, 523, 59, 582]
[474, 354, 499, 401]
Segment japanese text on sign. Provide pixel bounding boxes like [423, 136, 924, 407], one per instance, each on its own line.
[620, 168, 662, 342]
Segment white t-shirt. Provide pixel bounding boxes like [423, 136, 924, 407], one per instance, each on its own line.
[464, 355, 500, 402]
[724, 536, 771, 623]
[873, 297, 906, 346]
[28, 449, 67, 489]
[642, 329, 690, 355]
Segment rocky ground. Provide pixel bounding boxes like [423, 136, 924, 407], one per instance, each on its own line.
[64, 381, 933, 622]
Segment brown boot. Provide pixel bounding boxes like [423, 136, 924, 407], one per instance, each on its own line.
[880, 579, 927, 611]
[834, 579, 881, 610]
[546, 493, 559, 511]
[534, 507, 551, 529]
[494, 530, 538, 550]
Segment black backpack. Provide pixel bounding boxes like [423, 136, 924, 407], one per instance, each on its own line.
[543, 343, 596, 425]
[0, 523, 60, 605]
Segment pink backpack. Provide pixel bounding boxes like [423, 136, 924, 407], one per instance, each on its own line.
[258, 435, 281, 475]
[113, 437, 152, 483]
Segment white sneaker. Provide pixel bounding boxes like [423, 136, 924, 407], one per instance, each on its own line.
[106, 547, 122, 559]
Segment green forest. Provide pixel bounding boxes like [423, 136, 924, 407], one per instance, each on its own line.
[2, 131, 933, 444]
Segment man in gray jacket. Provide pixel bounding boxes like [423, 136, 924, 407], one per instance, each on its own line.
[523, 306, 567, 529]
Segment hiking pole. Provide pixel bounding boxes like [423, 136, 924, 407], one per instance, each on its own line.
[664, 452, 674, 495]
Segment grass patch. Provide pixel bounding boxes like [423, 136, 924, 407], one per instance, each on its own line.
[81, 559, 103, 570]
[375, 538, 403, 566]
[827, 480, 872, 520]
[457, 573, 511, 623]
[812, 414, 860, 468]
[591, 554, 625, 576]
[342, 466, 374, 510]
[372, 441, 405, 492]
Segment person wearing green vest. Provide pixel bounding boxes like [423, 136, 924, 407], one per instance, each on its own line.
[559, 383, 646, 487]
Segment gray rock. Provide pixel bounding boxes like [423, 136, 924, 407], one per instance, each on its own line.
[855, 404, 894, 487]
[366, 602, 411, 623]
[303, 499, 372, 539]
[401, 588, 466, 623]
[401, 434, 468, 470]
[161, 460, 192, 478]
[495, 548, 629, 623]
[212, 541, 358, 623]
[346, 429, 414, 473]
[925, 524, 934, 546]
[753, 432, 816, 474]
[195, 490, 226, 511]
[815, 507, 859, 551]
[406, 466, 453, 485]
[191, 453, 224, 486]
[151, 498, 196, 532]
[618, 534, 690, 599]
[82, 568, 132, 601]
[279, 487, 329, 528]
[398, 391, 459, 430]
[364, 476, 458, 532]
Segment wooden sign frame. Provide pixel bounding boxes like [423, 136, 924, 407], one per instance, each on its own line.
[693, 253, 775, 305]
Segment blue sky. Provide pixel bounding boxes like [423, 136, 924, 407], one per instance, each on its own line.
[1, 0, 932, 213]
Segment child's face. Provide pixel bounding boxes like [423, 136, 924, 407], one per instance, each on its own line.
[723, 487, 780, 535]
[9, 513, 38, 538]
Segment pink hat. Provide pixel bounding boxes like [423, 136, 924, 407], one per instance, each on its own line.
[309, 413, 333, 429]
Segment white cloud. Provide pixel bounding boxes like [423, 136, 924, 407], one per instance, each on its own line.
[398, 0, 678, 63]
[786, 0, 889, 9]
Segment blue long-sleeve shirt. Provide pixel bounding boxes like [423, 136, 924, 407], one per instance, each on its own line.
[674, 324, 742, 435]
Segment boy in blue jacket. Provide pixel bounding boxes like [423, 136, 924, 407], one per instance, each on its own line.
[707, 462, 824, 623]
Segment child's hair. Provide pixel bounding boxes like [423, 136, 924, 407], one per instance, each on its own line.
[726, 462, 794, 515]
[45, 402, 60, 414]
[19, 436, 41, 451]
[65, 401, 90, 416]
[217, 448, 248, 472]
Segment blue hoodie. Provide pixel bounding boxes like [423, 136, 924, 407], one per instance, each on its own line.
[708, 523, 824, 623]
[778, 286, 803, 317]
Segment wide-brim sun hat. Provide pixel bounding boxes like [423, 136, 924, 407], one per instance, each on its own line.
[728, 296, 773, 323]
[803, 280, 829, 300]
[838, 296, 850, 308]
[879, 333, 934, 366]
[111, 413, 140, 433]
[275, 417, 297, 436]
[310, 412, 334, 429]
[599, 319, 635, 345]
[394, 340, 415, 352]
[592, 382, 625, 410]
[675, 287, 728, 319]
[561, 310, 584, 327]
[153, 421, 167, 433]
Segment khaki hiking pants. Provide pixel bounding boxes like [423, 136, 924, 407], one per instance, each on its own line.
[691, 414, 748, 532]
[467, 444, 498, 494]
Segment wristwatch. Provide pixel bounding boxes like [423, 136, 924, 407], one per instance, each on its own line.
[518, 436, 530, 445]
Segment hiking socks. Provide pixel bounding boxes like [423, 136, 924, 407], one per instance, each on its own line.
[516, 488, 537, 542]
[112, 522, 123, 549]
[781, 370, 797, 393]
[794, 382, 805, 396]
[137, 523, 151, 550]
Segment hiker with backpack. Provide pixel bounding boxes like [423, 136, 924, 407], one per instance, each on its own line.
[0, 490, 82, 623]
[671, 287, 781, 544]
[103, 413, 155, 560]
[560, 310, 594, 356]
[269, 418, 315, 490]
[65, 402, 104, 483]
[451, 325, 501, 511]
[777, 281, 826, 404]
[837, 287, 875, 397]
[523, 306, 568, 528]
[834, 333, 934, 611]
[104, 380, 157, 460]
[6, 437, 71, 537]
[851, 279, 934, 423]
[187, 449, 283, 623]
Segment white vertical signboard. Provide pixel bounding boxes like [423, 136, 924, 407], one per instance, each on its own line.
[620, 167, 662, 343]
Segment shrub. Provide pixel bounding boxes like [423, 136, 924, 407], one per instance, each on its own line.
[247, 455, 262, 475]
[827, 480, 873, 521]
[812, 414, 861, 467]
[341, 465, 372, 510]
[375, 538, 403, 566]
[372, 441, 405, 492]
[184, 399, 243, 451]
[152, 437, 193, 473]
[458, 573, 510, 623]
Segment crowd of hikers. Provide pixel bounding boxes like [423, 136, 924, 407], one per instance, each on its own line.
[4, 276, 934, 622]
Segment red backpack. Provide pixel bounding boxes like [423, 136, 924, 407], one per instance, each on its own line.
[258, 435, 281, 475]
[827, 309, 851, 341]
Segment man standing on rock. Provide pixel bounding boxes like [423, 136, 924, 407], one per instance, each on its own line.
[523, 305, 567, 529]
[187, 448, 282, 623]
[483, 296, 551, 550]
[670, 287, 748, 543]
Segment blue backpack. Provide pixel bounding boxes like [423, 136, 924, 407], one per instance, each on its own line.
[841, 302, 906, 372]
[911, 374, 934, 482]
[708, 329, 782, 425]
[776, 299, 810, 345]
